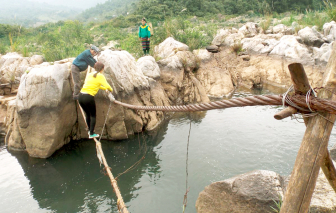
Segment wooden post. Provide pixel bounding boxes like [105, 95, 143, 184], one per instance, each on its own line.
[322, 150, 336, 192]
[282, 63, 336, 194]
[280, 43, 336, 213]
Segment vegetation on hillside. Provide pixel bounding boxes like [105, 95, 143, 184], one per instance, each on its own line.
[0, 0, 336, 62]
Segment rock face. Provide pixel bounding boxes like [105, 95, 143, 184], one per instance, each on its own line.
[196, 169, 336, 213]
[0, 53, 29, 84]
[194, 49, 235, 98]
[29, 55, 44, 66]
[212, 22, 335, 66]
[6, 63, 76, 158]
[270, 35, 313, 63]
[154, 37, 189, 59]
[323, 21, 336, 41]
[136, 56, 160, 79]
[196, 170, 285, 213]
[298, 27, 324, 47]
[0, 53, 45, 85]
[6, 50, 171, 157]
[155, 38, 210, 104]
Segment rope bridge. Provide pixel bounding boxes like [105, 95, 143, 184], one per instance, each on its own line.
[113, 93, 336, 115]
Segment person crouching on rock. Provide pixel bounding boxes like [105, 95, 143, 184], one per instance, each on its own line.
[138, 18, 151, 55]
[71, 45, 100, 100]
[78, 62, 113, 139]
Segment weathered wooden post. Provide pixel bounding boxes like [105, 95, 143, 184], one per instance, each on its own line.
[275, 63, 336, 194]
[279, 42, 336, 213]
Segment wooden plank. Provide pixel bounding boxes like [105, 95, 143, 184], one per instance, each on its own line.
[280, 42, 336, 213]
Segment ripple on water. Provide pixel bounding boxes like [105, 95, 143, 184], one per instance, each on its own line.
[1, 88, 336, 213]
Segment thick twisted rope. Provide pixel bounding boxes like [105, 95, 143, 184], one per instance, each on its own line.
[113, 94, 336, 114]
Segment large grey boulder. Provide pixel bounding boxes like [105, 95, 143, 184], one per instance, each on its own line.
[196, 170, 284, 213]
[212, 29, 231, 46]
[196, 169, 336, 213]
[6, 50, 171, 158]
[270, 35, 313, 62]
[238, 22, 259, 37]
[7, 63, 76, 158]
[96, 50, 170, 135]
[298, 27, 325, 47]
[157, 48, 209, 104]
[29, 55, 44, 66]
[323, 21, 336, 41]
[242, 34, 280, 54]
[313, 42, 333, 64]
[272, 24, 292, 35]
[99, 50, 149, 94]
[136, 56, 160, 79]
[0, 52, 29, 84]
[154, 37, 189, 59]
[193, 49, 234, 98]
[224, 32, 245, 47]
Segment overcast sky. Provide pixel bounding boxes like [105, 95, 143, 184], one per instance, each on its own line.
[29, 0, 108, 10]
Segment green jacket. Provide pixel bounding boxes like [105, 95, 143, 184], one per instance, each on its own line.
[72, 49, 97, 71]
[139, 24, 151, 38]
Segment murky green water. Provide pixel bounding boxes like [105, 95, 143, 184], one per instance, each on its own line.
[1, 86, 336, 213]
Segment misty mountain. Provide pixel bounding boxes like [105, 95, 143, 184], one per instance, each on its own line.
[0, 0, 82, 27]
[77, 0, 139, 23]
[29, 0, 108, 10]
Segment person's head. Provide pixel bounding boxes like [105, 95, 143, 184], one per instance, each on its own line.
[90, 45, 100, 56]
[141, 18, 146, 26]
[93, 62, 104, 77]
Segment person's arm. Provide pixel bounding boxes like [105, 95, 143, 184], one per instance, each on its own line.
[139, 26, 141, 40]
[84, 51, 97, 68]
[98, 74, 113, 92]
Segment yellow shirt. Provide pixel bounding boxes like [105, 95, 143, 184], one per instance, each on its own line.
[81, 72, 113, 96]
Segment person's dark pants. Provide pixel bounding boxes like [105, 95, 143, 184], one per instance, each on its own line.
[71, 64, 81, 99]
[78, 93, 96, 135]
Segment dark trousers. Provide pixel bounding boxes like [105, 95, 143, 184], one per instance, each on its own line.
[78, 93, 96, 135]
[71, 64, 81, 99]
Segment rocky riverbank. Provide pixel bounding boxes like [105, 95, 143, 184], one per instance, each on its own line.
[1, 21, 335, 157]
[0, 19, 335, 212]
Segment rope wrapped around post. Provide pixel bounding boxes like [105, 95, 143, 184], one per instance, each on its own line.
[113, 94, 336, 114]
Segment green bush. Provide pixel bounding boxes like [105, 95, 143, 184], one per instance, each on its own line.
[298, 10, 330, 31]
[324, 0, 336, 21]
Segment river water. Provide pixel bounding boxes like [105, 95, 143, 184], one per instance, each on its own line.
[1, 86, 336, 213]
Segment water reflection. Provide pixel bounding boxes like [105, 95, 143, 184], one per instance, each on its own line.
[9, 119, 170, 213]
[2, 85, 336, 213]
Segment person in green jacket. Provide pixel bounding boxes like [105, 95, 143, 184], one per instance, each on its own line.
[138, 18, 151, 55]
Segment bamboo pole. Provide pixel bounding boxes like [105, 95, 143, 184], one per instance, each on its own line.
[70, 68, 129, 213]
[280, 43, 336, 213]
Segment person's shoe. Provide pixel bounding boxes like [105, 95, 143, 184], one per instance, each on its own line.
[89, 133, 99, 139]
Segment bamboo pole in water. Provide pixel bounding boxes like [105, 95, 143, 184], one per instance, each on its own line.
[280, 43, 336, 213]
[70, 66, 129, 213]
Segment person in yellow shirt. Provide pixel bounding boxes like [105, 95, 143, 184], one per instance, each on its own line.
[78, 62, 113, 139]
